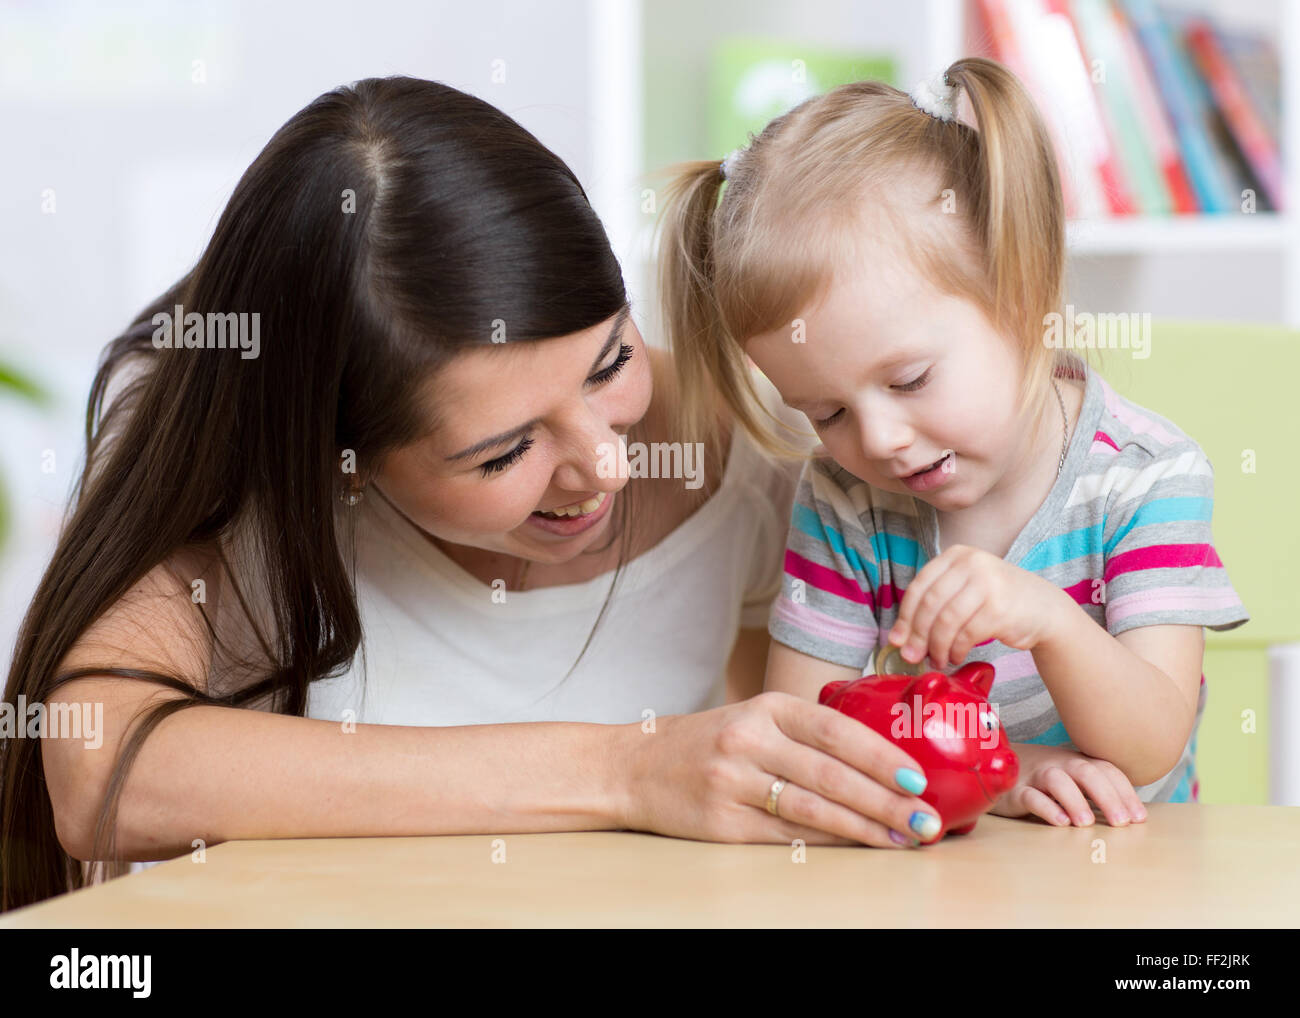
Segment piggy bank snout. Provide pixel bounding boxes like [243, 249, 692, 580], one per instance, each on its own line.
[980, 747, 1020, 798]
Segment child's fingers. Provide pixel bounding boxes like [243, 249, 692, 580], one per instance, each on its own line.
[894, 566, 968, 664]
[922, 587, 985, 670]
[1092, 760, 1148, 823]
[888, 553, 958, 643]
[1037, 769, 1095, 826]
[1019, 786, 1072, 826]
[1074, 766, 1136, 826]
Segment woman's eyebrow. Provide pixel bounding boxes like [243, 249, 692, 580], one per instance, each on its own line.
[444, 304, 632, 463]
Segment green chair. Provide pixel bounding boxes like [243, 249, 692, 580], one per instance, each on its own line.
[1096, 321, 1300, 803]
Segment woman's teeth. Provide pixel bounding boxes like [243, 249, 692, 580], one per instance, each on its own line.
[536, 491, 607, 518]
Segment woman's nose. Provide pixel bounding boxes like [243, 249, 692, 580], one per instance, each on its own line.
[549, 408, 627, 494]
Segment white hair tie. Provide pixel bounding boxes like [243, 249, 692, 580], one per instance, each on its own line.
[720, 147, 744, 180]
[909, 72, 957, 122]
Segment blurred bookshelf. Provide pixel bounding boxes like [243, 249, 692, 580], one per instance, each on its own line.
[636, 0, 1300, 331]
[922, 0, 1300, 323]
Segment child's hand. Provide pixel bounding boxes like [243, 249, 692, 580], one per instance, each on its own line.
[989, 743, 1148, 827]
[886, 544, 1071, 670]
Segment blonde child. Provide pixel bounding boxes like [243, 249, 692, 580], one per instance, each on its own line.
[659, 58, 1249, 834]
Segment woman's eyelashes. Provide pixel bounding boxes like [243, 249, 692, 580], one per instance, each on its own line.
[477, 343, 635, 477]
[812, 367, 933, 428]
[588, 343, 634, 386]
[478, 435, 535, 476]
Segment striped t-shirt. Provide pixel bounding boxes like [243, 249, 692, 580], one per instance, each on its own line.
[768, 356, 1250, 803]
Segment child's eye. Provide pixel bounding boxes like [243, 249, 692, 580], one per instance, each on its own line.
[588, 343, 634, 386]
[479, 436, 535, 478]
[814, 367, 931, 427]
[894, 367, 932, 392]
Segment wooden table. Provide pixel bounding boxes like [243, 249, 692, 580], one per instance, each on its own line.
[3, 805, 1297, 927]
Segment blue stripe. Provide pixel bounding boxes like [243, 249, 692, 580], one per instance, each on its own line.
[873, 532, 924, 573]
[1167, 770, 1192, 803]
[791, 504, 878, 587]
[1020, 524, 1105, 572]
[1104, 497, 1213, 556]
[1022, 720, 1071, 746]
[793, 503, 930, 588]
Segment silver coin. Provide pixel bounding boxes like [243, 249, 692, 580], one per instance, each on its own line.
[873, 643, 925, 677]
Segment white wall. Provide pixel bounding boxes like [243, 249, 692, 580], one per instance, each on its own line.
[0, 0, 613, 668]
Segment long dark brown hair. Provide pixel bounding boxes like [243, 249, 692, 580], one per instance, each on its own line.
[1, 76, 638, 912]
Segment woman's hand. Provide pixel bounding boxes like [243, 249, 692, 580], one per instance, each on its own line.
[990, 743, 1148, 827]
[619, 691, 944, 848]
[886, 544, 1074, 671]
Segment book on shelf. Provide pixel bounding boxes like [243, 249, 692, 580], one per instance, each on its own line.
[1183, 16, 1283, 210]
[970, 0, 1283, 218]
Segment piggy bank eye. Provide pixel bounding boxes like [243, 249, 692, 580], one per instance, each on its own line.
[979, 710, 998, 733]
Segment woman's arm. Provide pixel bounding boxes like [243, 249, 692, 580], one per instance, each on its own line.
[44, 556, 936, 862]
[43, 554, 634, 862]
[48, 676, 632, 862]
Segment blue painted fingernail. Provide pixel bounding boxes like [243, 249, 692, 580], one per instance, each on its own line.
[895, 767, 928, 795]
[909, 811, 941, 839]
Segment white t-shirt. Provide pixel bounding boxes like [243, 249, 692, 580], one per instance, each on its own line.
[305, 395, 811, 727]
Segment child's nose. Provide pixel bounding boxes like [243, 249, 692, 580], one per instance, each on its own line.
[856, 412, 913, 463]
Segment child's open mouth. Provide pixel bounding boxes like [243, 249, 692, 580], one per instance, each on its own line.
[901, 451, 955, 493]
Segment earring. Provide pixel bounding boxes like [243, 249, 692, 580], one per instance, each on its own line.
[339, 477, 365, 506]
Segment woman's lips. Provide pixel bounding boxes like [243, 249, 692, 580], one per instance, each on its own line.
[526, 489, 614, 536]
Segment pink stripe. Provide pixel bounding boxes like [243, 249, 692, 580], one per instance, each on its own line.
[1105, 586, 1243, 625]
[1062, 577, 1105, 606]
[784, 549, 871, 606]
[1093, 430, 1120, 451]
[771, 598, 876, 650]
[1102, 379, 1180, 446]
[875, 583, 905, 612]
[982, 648, 1039, 682]
[1105, 543, 1223, 581]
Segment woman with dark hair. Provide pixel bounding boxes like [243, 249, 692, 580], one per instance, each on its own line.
[1, 76, 936, 913]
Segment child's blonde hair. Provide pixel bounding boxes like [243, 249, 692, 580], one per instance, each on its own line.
[658, 57, 1076, 459]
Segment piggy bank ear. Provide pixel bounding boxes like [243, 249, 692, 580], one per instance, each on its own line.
[951, 661, 995, 695]
[818, 680, 850, 706]
[904, 672, 946, 701]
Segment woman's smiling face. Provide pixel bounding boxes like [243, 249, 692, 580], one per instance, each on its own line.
[372, 306, 653, 564]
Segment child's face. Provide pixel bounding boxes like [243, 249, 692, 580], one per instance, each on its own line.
[744, 249, 1033, 513]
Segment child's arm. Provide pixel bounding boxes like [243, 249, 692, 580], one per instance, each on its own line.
[763, 639, 861, 701]
[884, 545, 1203, 787]
[1028, 617, 1204, 785]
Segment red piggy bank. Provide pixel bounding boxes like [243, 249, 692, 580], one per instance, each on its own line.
[819, 660, 1019, 840]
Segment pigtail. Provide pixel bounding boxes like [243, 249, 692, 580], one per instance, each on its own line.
[943, 57, 1068, 421]
[657, 161, 806, 459]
